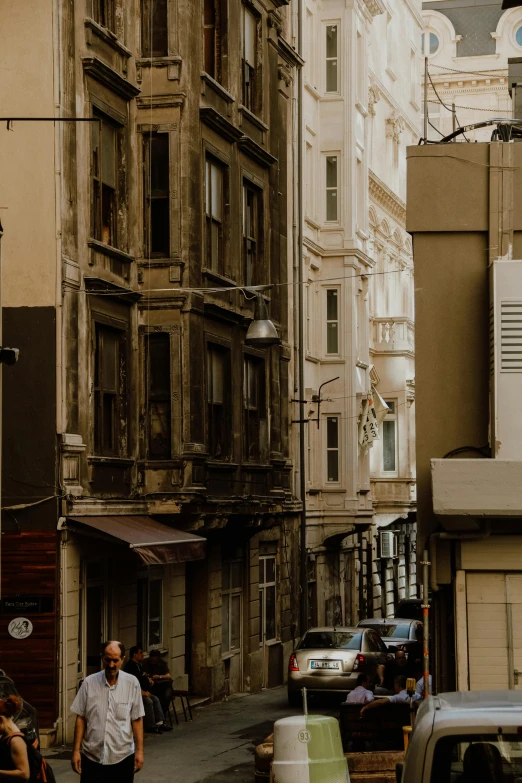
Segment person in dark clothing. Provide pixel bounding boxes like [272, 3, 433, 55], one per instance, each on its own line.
[143, 650, 173, 715]
[377, 649, 415, 692]
[124, 647, 171, 734]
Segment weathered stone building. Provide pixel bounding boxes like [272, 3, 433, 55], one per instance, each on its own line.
[0, 0, 301, 745]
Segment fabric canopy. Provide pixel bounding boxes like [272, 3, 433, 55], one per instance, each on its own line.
[67, 515, 206, 565]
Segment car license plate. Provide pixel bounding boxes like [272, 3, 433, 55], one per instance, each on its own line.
[311, 660, 340, 669]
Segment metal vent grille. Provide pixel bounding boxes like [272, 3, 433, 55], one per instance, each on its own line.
[501, 301, 522, 372]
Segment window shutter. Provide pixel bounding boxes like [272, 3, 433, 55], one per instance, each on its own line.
[501, 301, 522, 372]
[380, 531, 397, 559]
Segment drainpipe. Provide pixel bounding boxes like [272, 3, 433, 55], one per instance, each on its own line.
[429, 521, 492, 594]
[296, 0, 307, 636]
[58, 522, 68, 745]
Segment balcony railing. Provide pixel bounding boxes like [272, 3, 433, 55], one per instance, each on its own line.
[371, 317, 414, 354]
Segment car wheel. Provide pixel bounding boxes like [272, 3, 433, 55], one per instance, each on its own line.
[288, 690, 302, 708]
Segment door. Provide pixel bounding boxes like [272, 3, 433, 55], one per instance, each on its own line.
[84, 559, 108, 676]
[222, 559, 243, 695]
[466, 572, 509, 690]
[506, 575, 522, 689]
[259, 554, 277, 688]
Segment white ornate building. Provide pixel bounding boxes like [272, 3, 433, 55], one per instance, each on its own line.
[303, 0, 421, 626]
[422, 0, 522, 142]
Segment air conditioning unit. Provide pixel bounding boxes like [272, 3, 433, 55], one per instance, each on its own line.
[490, 259, 522, 459]
[379, 531, 397, 559]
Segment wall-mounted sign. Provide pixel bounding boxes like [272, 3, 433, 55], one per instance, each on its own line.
[1, 596, 54, 614]
[8, 618, 33, 639]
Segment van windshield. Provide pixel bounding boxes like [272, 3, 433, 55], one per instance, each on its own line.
[430, 734, 522, 782]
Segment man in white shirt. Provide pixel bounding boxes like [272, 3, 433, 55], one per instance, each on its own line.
[70, 640, 145, 783]
[414, 674, 432, 701]
[360, 675, 410, 715]
[345, 674, 374, 704]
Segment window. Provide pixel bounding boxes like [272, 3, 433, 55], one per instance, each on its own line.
[430, 735, 522, 782]
[205, 158, 224, 273]
[243, 182, 261, 286]
[383, 400, 397, 472]
[242, 5, 257, 112]
[243, 355, 267, 462]
[92, 116, 119, 247]
[137, 576, 163, 649]
[141, 0, 168, 57]
[517, 25, 522, 47]
[259, 555, 276, 643]
[94, 323, 126, 456]
[420, 31, 439, 57]
[325, 156, 338, 222]
[222, 560, 242, 654]
[144, 133, 170, 257]
[326, 25, 338, 93]
[93, 0, 115, 32]
[204, 0, 222, 81]
[326, 416, 339, 482]
[207, 344, 231, 459]
[326, 289, 339, 354]
[146, 333, 171, 459]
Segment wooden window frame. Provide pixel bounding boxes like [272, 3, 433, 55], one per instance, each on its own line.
[145, 332, 172, 460]
[326, 415, 340, 483]
[243, 353, 267, 463]
[206, 342, 232, 460]
[325, 23, 339, 94]
[205, 157, 225, 274]
[222, 559, 243, 655]
[141, 0, 169, 57]
[92, 0, 116, 32]
[91, 113, 122, 249]
[325, 154, 338, 223]
[382, 400, 398, 474]
[242, 180, 262, 287]
[93, 319, 127, 457]
[325, 288, 340, 355]
[242, 4, 259, 114]
[204, 0, 223, 82]
[144, 132, 170, 258]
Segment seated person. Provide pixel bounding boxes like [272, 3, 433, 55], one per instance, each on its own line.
[143, 649, 173, 713]
[360, 675, 410, 715]
[345, 674, 374, 705]
[457, 742, 505, 783]
[414, 671, 432, 701]
[124, 645, 171, 733]
[377, 650, 415, 693]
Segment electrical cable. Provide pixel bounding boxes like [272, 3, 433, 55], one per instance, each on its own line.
[429, 63, 507, 79]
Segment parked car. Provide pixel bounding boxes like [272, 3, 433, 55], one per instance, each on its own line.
[287, 626, 392, 706]
[398, 691, 522, 782]
[357, 618, 423, 659]
[0, 669, 39, 745]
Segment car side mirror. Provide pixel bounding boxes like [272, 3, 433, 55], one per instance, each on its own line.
[396, 762, 404, 782]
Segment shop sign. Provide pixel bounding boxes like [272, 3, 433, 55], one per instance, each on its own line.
[8, 617, 33, 639]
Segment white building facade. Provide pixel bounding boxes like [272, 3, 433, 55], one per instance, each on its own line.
[422, 0, 522, 142]
[303, 0, 421, 627]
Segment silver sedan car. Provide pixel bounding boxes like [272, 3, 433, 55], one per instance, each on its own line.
[287, 626, 392, 706]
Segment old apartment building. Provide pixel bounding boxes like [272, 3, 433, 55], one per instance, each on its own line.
[0, 0, 300, 744]
[301, 0, 420, 628]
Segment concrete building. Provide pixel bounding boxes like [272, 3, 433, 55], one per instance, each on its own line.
[408, 138, 522, 694]
[301, 0, 420, 628]
[421, 0, 522, 141]
[0, 0, 301, 745]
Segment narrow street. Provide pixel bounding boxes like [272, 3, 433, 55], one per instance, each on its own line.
[46, 687, 340, 783]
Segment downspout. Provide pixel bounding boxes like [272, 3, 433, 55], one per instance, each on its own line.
[429, 521, 491, 594]
[59, 525, 68, 745]
[296, 0, 307, 637]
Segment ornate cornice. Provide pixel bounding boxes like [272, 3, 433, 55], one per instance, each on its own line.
[362, 0, 385, 17]
[368, 170, 406, 226]
[238, 136, 277, 168]
[200, 107, 243, 143]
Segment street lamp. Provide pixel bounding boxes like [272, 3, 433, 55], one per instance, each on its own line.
[245, 291, 281, 347]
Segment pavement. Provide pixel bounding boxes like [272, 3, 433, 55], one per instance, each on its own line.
[45, 686, 340, 783]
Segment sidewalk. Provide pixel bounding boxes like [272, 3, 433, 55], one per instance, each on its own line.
[46, 687, 338, 783]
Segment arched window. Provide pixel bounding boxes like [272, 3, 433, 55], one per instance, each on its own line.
[516, 24, 522, 47]
[421, 30, 440, 56]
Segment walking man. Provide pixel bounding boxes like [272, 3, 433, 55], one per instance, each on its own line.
[70, 640, 144, 783]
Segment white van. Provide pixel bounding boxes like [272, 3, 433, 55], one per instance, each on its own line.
[399, 691, 522, 782]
